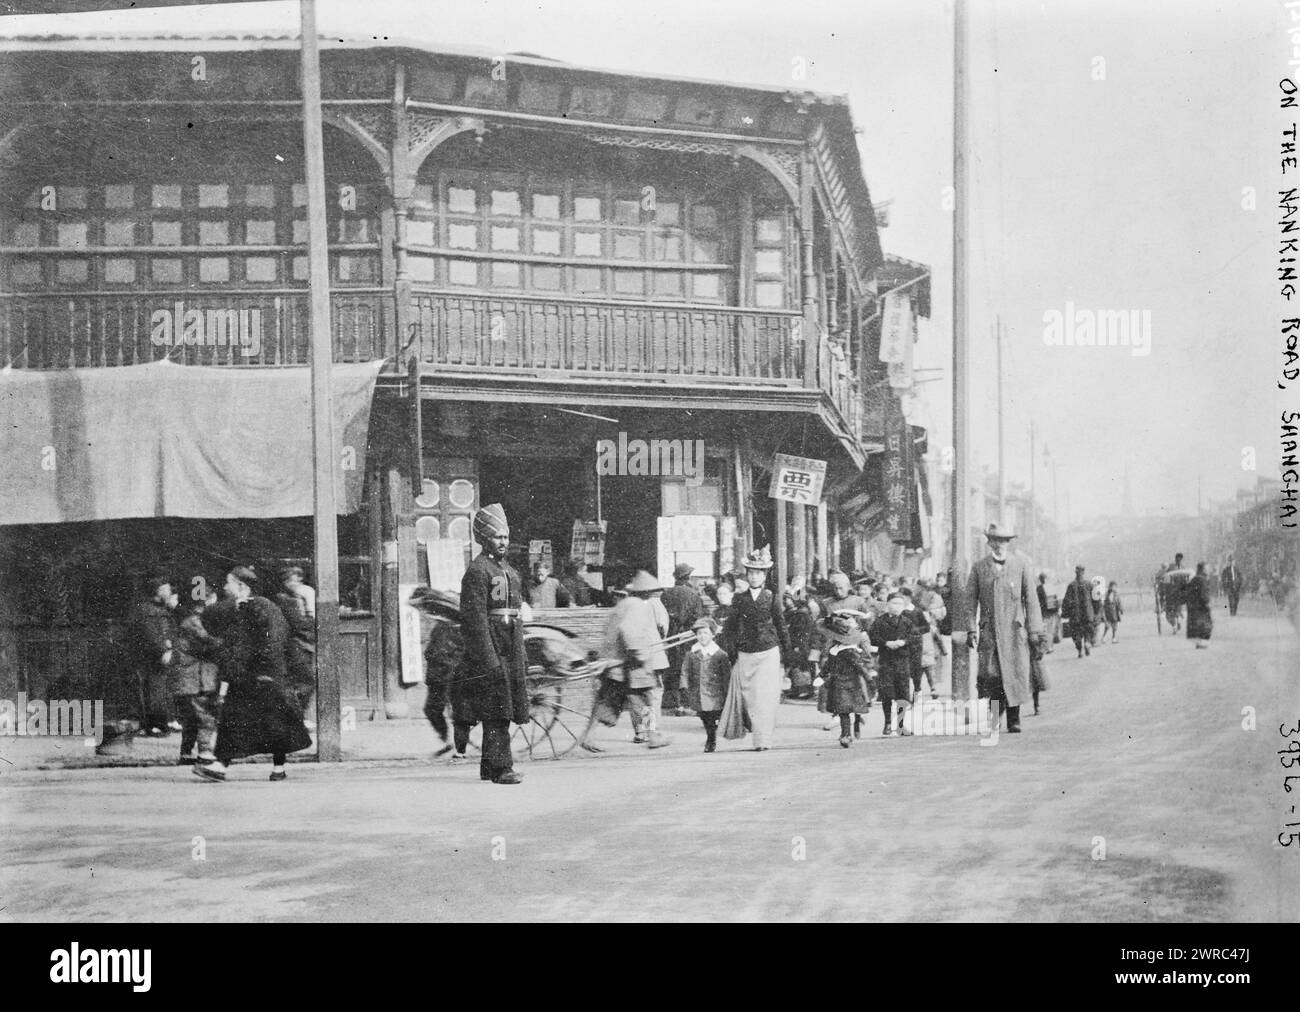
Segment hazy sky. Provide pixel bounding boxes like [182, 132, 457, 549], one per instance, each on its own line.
[5, 0, 1286, 523]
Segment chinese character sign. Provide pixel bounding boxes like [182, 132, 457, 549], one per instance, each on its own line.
[878, 292, 913, 364]
[882, 399, 915, 545]
[768, 453, 827, 505]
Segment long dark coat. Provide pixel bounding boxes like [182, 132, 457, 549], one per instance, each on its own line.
[818, 645, 872, 714]
[1185, 575, 1214, 640]
[208, 597, 312, 761]
[966, 553, 1043, 709]
[869, 612, 917, 701]
[457, 552, 530, 725]
[1061, 577, 1096, 631]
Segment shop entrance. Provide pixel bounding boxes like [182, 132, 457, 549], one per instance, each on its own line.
[479, 455, 590, 574]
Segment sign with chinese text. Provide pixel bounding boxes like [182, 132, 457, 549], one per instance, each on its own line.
[398, 582, 425, 687]
[882, 399, 915, 545]
[878, 291, 913, 364]
[768, 453, 827, 505]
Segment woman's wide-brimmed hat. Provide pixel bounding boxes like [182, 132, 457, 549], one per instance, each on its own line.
[408, 586, 461, 622]
[741, 545, 774, 570]
[823, 612, 865, 646]
[625, 570, 662, 594]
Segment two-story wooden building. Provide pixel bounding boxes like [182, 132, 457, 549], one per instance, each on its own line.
[0, 33, 929, 722]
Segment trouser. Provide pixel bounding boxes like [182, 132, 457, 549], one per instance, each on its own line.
[174, 692, 219, 757]
[699, 710, 720, 743]
[662, 661, 684, 711]
[423, 678, 467, 749]
[1228, 590, 1239, 615]
[839, 713, 854, 737]
[630, 682, 662, 734]
[912, 665, 937, 694]
[480, 719, 514, 780]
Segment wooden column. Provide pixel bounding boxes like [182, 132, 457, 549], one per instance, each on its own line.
[774, 497, 788, 594]
[798, 148, 818, 389]
[382, 463, 413, 718]
[816, 500, 829, 579]
[738, 189, 754, 307]
[791, 498, 807, 589]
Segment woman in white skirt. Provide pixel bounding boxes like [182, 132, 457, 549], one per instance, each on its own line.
[720, 546, 790, 751]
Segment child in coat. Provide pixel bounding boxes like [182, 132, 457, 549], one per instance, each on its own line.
[683, 616, 732, 753]
[817, 613, 873, 747]
[869, 592, 919, 736]
[1100, 582, 1124, 643]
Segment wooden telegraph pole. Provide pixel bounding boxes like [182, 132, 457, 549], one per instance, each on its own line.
[950, 0, 973, 707]
[300, 0, 342, 761]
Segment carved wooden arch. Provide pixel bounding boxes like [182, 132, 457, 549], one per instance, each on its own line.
[733, 144, 800, 208]
[320, 107, 393, 192]
[407, 115, 488, 180]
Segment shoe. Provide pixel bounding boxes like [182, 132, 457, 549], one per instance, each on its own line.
[579, 741, 605, 754]
[193, 764, 225, 782]
[646, 731, 672, 749]
[839, 735, 852, 749]
[632, 733, 648, 744]
[167, 720, 183, 732]
[434, 744, 454, 759]
[897, 726, 914, 737]
[196, 753, 216, 765]
[1007, 725, 1022, 733]
[753, 745, 770, 751]
[492, 771, 523, 784]
[1033, 707, 1040, 716]
[883, 726, 894, 737]
[822, 721, 836, 732]
[675, 707, 696, 718]
[448, 752, 468, 764]
[1077, 650, 1083, 658]
[269, 770, 287, 782]
[704, 739, 716, 753]
[176, 757, 196, 766]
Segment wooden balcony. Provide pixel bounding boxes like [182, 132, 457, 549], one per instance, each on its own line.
[0, 289, 388, 370]
[408, 289, 863, 460]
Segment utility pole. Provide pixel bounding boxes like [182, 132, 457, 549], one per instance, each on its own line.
[950, 0, 972, 707]
[300, 0, 341, 762]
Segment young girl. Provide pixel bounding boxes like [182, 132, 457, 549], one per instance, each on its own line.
[1101, 582, 1124, 643]
[817, 613, 873, 748]
[683, 617, 732, 752]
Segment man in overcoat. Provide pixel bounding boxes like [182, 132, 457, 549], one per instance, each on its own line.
[1221, 555, 1242, 616]
[458, 503, 530, 785]
[966, 522, 1044, 734]
[1061, 565, 1097, 657]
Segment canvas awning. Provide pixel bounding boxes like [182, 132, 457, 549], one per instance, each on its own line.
[0, 361, 386, 525]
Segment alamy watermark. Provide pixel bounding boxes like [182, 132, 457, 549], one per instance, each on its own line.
[1042, 302, 1151, 357]
[0, 694, 104, 744]
[595, 432, 705, 485]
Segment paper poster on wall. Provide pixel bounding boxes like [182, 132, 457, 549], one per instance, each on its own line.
[398, 582, 425, 687]
[670, 514, 717, 553]
[426, 539, 467, 593]
[656, 516, 674, 587]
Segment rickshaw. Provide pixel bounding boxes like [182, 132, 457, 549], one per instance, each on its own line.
[410, 588, 694, 761]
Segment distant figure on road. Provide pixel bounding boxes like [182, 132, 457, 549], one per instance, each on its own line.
[1186, 562, 1214, 649]
[1037, 573, 1060, 653]
[1062, 565, 1097, 657]
[1221, 556, 1242, 616]
[1164, 553, 1189, 632]
[966, 523, 1044, 734]
[1099, 582, 1124, 644]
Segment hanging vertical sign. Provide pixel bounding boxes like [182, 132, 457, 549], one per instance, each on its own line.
[398, 582, 425, 686]
[883, 398, 915, 545]
[878, 291, 912, 364]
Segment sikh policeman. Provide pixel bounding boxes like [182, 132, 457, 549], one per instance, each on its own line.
[458, 503, 531, 785]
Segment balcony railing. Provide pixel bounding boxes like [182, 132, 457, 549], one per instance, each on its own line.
[0, 289, 388, 369]
[410, 288, 803, 385]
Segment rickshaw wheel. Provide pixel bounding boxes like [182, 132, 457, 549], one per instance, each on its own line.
[467, 668, 594, 760]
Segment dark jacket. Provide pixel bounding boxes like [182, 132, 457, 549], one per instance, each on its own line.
[869, 612, 918, 682]
[1061, 577, 1097, 628]
[559, 574, 592, 607]
[820, 645, 872, 714]
[167, 611, 221, 697]
[661, 581, 704, 672]
[128, 599, 175, 674]
[724, 586, 790, 659]
[457, 552, 530, 725]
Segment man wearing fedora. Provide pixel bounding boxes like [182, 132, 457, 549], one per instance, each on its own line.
[660, 562, 704, 716]
[965, 522, 1044, 734]
[458, 503, 531, 785]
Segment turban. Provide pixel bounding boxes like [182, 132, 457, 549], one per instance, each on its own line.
[473, 503, 509, 542]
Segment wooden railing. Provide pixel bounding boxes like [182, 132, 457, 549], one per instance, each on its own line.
[0, 289, 389, 369]
[410, 288, 803, 384]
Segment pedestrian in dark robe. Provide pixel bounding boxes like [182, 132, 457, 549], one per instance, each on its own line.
[965, 523, 1044, 734]
[457, 503, 530, 784]
[1221, 556, 1242, 616]
[869, 591, 917, 736]
[274, 565, 316, 719]
[127, 575, 179, 736]
[167, 594, 221, 764]
[1061, 565, 1097, 657]
[818, 613, 873, 748]
[660, 562, 704, 716]
[1186, 562, 1214, 648]
[194, 566, 312, 783]
[683, 616, 730, 752]
[409, 586, 472, 762]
